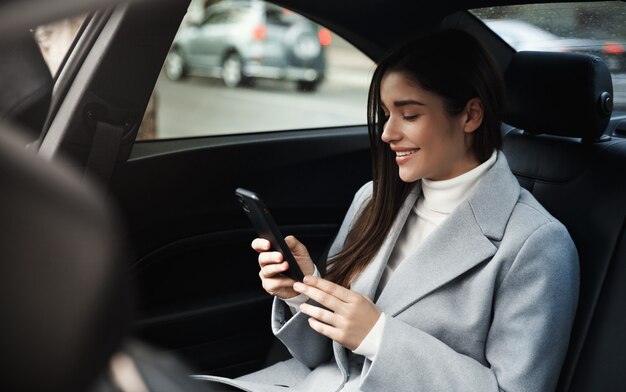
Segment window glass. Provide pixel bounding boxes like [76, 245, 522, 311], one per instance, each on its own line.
[35, 15, 85, 76]
[137, 0, 374, 141]
[472, 1, 626, 111]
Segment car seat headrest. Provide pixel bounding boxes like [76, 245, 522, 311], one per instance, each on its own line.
[0, 123, 131, 391]
[0, 32, 53, 139]
[503, 51, 613, 140]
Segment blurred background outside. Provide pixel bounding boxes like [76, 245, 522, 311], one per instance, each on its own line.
[35, 1, 626, 141]
[473, 2, 626, 111]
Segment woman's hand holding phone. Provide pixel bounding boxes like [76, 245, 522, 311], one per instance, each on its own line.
[293, 275, 382, 351]
[252, 235, 316, 299]
[253, 235, 382, 349]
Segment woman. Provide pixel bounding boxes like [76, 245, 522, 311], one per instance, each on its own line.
[200, 29, 579, 392]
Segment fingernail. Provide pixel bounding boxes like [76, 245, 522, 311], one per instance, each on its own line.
[293, 282, 304, 291]
[303, 275, 312, 284]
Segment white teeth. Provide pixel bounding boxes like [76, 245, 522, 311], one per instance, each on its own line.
[396, 150, 417, 157]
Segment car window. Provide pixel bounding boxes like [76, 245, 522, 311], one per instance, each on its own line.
[136, 0, 374, 141]
[472, 1, 626, 112]
[34, 15, 86, 77]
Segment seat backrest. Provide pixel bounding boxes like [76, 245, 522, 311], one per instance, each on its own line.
[502, 51, 626, 391]
[0, 34, 131, 392]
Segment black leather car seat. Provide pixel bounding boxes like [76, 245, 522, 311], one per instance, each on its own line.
[502, 51, 626, 391]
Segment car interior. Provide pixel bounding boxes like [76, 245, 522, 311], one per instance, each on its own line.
[0, 0, 625, 391]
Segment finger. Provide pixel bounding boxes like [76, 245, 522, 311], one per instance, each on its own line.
[300, 303, 338, 326]
[261, 275, 295, 293]
[258, 251, 284, 266]
[259, 261, 289, 278]
[307, 317, 341, 342]
[293, 281, 345, 311]
[302, 276, 354, 302]
[284, 235, 307, 255]
[262, 280, 298, 299]
[251, 238, 271, 252]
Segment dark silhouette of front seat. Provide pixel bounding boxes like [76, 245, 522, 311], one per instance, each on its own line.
[0, 32, 131, 392]
[0, 31, 212, 392]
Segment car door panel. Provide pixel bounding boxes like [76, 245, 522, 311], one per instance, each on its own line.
[33, 0, 373, 379]
[110, 126, 371, 375]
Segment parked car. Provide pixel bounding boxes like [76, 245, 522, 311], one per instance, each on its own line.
[165, 0, 328, 91]
[483, 18, 626, 73]
[1, 0, 626, 391]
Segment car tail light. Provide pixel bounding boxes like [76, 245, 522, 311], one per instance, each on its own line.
[603, 42, 625, 55]
[253, 25, 267, 41]
[318, 28, 332, 46]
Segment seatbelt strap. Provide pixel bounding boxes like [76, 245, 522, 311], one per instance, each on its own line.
[84, 120, 125, 184]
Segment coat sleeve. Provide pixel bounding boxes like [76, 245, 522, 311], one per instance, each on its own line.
[359, 221, 579, 392]
[271, 182, 373, 368]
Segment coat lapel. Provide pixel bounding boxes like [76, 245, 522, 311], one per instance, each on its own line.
[375, 200, 497, 315]
[333, 152, 520, 373]
[333, 185, 421, 375]
[376, 151, 521, 316]
[349, 184, 421, 300]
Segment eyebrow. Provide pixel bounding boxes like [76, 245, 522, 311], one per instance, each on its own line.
[393, 100, 425, 107]
[381, 99, 426, 110]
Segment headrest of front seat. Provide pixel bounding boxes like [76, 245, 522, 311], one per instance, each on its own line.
[503, 51, 613, 140]
[0, 32, 53, 139]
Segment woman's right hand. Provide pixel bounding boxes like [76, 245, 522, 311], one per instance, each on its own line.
[252, 235, 316, 299]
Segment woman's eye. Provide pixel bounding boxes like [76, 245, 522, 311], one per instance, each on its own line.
[403, 115, 418, 121]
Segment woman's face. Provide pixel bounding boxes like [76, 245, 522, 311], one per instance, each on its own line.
[380, 71, 481, 182]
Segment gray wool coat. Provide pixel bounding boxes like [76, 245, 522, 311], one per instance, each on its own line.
[201, 151, 579, 392]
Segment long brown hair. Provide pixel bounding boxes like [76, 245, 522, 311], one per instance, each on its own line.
[325, 29, 504, 288]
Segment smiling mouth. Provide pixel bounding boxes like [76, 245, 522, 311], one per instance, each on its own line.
[396, 149, 418, 157]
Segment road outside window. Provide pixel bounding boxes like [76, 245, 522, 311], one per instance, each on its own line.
[472, 1, 626, 112]
[140, 0, 374, 140]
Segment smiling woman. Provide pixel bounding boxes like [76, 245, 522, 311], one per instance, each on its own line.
[379, 73, 482, 182]
[194, 29, 579, 392]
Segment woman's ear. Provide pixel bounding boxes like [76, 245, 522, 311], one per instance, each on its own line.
[463, 98, 484, 133]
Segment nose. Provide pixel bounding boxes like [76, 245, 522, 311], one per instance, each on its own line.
[381, 116, 399, 144]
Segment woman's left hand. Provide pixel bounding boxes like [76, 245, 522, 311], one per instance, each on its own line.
[293, 275, 382, 350]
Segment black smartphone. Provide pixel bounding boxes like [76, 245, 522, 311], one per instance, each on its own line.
[235, 188, 305, 282]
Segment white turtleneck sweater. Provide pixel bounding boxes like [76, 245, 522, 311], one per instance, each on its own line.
[284, 150, 498, 361]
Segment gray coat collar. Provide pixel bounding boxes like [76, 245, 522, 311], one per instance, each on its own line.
[350, 151, 521, 315]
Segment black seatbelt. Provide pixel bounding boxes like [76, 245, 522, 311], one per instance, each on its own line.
[84, 120, 125, 184]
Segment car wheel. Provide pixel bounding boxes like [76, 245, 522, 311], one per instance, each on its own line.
[297, 80, 319, 92]
[164, 48, 186, 81]
[222, 52, 248, 88]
